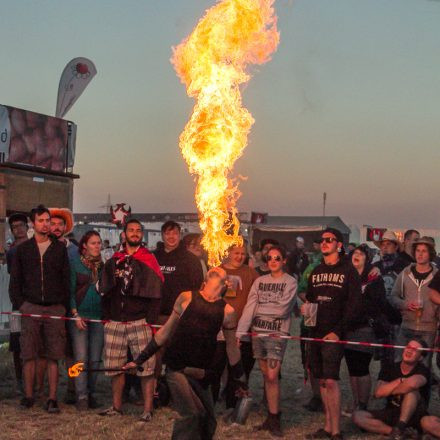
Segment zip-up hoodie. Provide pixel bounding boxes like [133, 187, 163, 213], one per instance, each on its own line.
[306, 258, 363, 338]
[390, 264, 439, 332]
[9, 237, 70, 310]
[237, 272, 297, 337]
[154, 241, 204, 316]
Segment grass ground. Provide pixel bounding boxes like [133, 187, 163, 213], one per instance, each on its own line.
[0, 324, 439, 439]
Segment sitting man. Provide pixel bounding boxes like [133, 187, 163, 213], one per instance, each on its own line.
[421, 415, 440, 439]
[353, 339, 430, 439]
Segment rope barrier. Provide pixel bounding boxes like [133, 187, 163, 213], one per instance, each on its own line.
[2, 311, 439, 353]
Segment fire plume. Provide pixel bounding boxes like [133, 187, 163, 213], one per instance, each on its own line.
[172, 0, 279, 266]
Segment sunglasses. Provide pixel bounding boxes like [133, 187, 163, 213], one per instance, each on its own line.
[319, 237, 338, 244]
[266, 255, 282, 262]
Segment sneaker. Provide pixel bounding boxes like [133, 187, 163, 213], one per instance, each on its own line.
[305, 428, 332, 439]
[88, 395, 102, 409]
[388, 427, 405, 440]
[20, 397, 34, 409]
[303, 396, 324, 412]
[45, 399, 61, 414]
[138, 411, 153, 423]
[98, 406, 123, 416]
[76, 398, 88, 412]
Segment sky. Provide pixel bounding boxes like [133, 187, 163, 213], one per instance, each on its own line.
[1, 0, 440, 228]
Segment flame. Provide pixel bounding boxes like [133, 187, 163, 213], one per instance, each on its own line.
[68, 362, 84, 378]
[172, 0, 279, 266]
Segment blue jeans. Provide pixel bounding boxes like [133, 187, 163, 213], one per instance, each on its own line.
[68, 321, 104, 400]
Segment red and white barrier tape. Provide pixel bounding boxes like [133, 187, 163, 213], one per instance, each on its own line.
[2, 311, 439, 353]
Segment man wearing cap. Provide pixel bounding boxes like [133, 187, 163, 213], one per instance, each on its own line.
[49, 208, 78, 260]
[287, 236, 309, 279]
[302, 228, 363, 440]
[6, 213, 29, 395]
[391, 237, 439, 367]
[48, 208, 79, 404]
[353, 339, 431, 439]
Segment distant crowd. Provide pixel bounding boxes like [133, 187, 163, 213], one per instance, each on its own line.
[4, 205, 440, 439]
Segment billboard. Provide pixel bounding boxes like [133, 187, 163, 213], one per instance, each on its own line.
[0, 105, 77, 173]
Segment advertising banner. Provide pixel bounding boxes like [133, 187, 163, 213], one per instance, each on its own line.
[0, 104, 76, 172]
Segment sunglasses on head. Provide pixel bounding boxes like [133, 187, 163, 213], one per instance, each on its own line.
[319, 237, 338, 244]
[266, 255, 282, 262]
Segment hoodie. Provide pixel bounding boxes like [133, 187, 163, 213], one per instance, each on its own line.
[390, 264, 439, 332]
[154, 241, 204, 316]
[306, 258, 363, 338]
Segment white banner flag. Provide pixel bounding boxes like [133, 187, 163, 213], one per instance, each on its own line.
[56, 57, 97, 119]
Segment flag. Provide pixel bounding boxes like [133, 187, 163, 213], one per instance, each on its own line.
[55, 58, 97, 119]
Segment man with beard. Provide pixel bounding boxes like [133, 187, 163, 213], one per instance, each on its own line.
[353, 339, 431, 439]
[9, 205, 70, 412]
[302, 228, 363, 440]
[48, 208, 78, 404]
[99, 219, 163, 422]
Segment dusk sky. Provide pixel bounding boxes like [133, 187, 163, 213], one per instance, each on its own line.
[1, 0, 440, 228]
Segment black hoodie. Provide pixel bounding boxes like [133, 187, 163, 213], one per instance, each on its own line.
[154, 241, 204, 316]
[306, 257, 363, 338]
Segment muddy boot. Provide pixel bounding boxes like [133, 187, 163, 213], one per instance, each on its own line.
[268, 412, 282, 437]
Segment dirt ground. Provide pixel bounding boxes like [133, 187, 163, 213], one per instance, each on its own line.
[0, 324, 439, 439]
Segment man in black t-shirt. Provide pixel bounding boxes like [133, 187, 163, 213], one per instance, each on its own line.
[353, 339, 430, 438]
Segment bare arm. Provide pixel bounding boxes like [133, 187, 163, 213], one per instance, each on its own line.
[430, 288, 440, 306]
[375, 374, 427, 398]
[223, 305, 241, 366]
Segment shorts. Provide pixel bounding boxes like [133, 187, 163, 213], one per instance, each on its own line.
[370, 402, 427, 430]
[252, 335, 287, 362]
[309, 341, 344, 380]
[344, 349, 373, 377]
[19, 301, 66, 361]
[104, 319, 155, 377]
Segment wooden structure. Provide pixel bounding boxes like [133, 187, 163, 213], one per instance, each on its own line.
[0, 162, 79, 258]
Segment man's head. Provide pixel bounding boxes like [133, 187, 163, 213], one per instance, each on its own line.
[320, 228, 344, 258]
[348, 242, 357, 253]
[225, 244, 247, 269]
[266, 246, 287, 274]
[8, 213, 28, 241]
[402, 339, 428, 365]
[205, 267, 228, 296]
[312, 239, 321, 253]
[30, 205, 51, 237]
[103, 239, 110, 248]
[124, 219, 143, 247]
[378, 230, 400, 256]
[259, 238, 279, 258]
[404, 229, 420, 255]
[296, 236, 305, 250]
[413, 237, 436, 264]
[48, 208, 74, 239]
[183, 233, 203, 258]
[161, 220, 181, 251]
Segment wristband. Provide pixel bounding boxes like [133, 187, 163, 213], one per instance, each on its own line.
[135, 338, 161, 366]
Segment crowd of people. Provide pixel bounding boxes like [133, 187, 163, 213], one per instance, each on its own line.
[4, 205, 440, 439]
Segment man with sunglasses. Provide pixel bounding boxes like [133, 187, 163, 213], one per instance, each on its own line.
[353, 339, 430, 439]
[302, 228, 363, 440]
[123, 267, 246, 440]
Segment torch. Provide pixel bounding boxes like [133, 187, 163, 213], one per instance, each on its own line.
[68, 362, 144, 378]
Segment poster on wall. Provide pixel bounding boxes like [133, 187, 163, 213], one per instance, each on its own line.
[0, 104, 76, 172]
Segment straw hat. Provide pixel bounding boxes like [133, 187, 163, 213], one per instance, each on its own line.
[48, 208, 74, 235]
